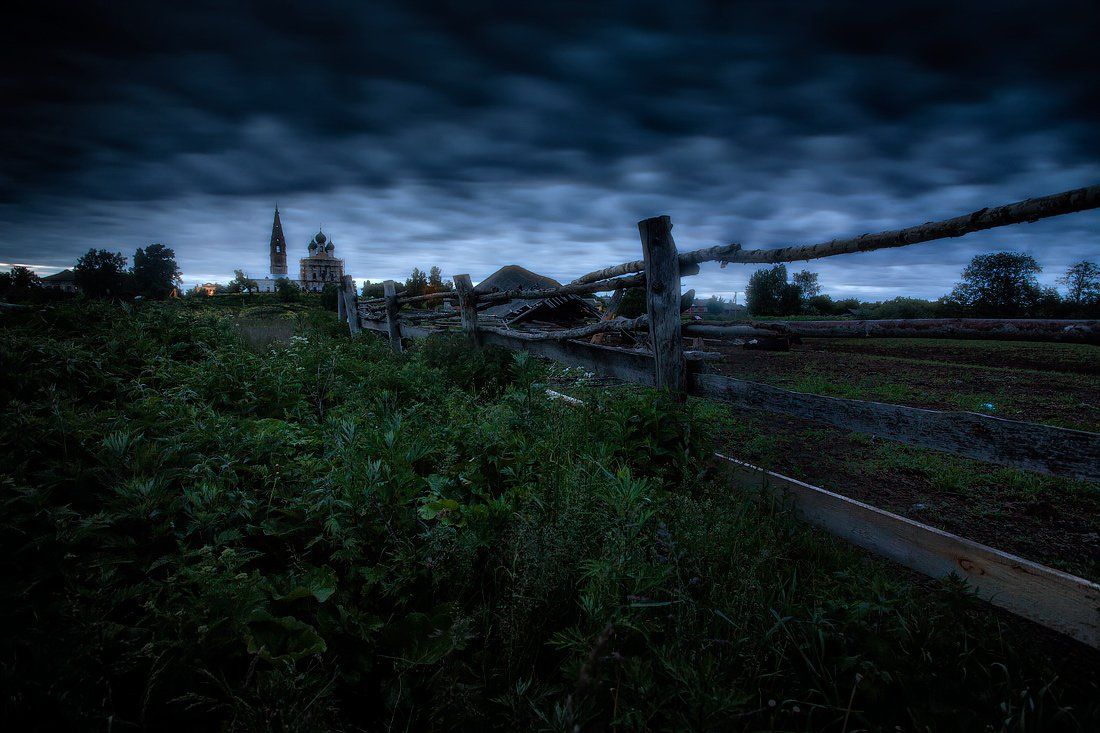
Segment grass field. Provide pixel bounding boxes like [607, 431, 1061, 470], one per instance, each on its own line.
[2, 301, 1098, 730]
[704, 337, 1100, 580]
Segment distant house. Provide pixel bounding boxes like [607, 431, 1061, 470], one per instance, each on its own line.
[474, 265, 599, 326]
[40, 269, 79, 293]
[197, 283, 220, 296]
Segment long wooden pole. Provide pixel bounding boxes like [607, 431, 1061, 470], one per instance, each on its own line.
[683, 318, 1100, 345]
[571, 243, 742, 285]
[477, 272, 645, 304]
[639, 215, 686, 397]
[480, 315, 648, 342]
[726, 184, 1100, 264]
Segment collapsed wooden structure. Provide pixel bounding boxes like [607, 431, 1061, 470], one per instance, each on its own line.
[337, 183, 1100, 648]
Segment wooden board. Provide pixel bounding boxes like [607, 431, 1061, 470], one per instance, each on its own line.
[717, 455, 1100, 648]
[693, 373, 1100, 482]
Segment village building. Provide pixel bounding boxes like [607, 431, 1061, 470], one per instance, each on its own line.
[40, 269, 79, 293]
[254, 206, 345, 293]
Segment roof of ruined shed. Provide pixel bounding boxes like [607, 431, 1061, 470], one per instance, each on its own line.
[41, 269, 75, 282]
[474, 264, 560, 295]
[474, 265, 597, 321]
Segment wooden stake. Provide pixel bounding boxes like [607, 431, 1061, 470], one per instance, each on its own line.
[341, 276, 360, 335]
[383, 279, 402, 352]
[591, 288, 625, 345]
[638, 215, 685, 397]
[453, 274, 479, 345]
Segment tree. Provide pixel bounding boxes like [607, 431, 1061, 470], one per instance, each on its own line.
[405, 267, 428, 299]
[74, 249, 129, 299]
[320, 282, 340, 311]
[792, 270, 821, 297]
[428, 266, 444, 290]
[947, 252, 1043, 317]
[805, 294, 834, 315]
[274, 277, 300, 302]
[227, 269, 259, 294]
[361, 280, 384, 298]
[746, 265, 802, 316]
[4, 266, 41, 290]
[618, 287, 647, 318]
[1058, 261, 1100, 305]
[132, 243, 182, 299]
[705, 295, 726, 315]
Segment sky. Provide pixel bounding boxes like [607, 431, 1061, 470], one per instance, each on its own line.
[2, 0, 1098, 299]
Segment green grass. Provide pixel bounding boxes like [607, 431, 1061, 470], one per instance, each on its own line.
[1, 301, 1098, 730]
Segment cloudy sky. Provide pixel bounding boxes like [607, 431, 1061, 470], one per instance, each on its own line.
[2, 0, 1098, 298]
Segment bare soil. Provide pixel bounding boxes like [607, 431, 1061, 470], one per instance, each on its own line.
[702, 337, 1100, 580]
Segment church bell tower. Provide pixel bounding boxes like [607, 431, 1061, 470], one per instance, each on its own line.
[269, 205, 288, 275]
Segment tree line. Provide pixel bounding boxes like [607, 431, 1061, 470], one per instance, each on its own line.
[359, 266, 453, 305]
[742, 253, 1100, 319]
[0, 245, 182, 302]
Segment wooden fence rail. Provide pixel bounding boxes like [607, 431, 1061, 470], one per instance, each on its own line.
[339, 180, 1100, 647]
[683, 318, 1100, 344]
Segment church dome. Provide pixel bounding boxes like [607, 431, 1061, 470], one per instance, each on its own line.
[325, 242, 334, 252]
[314, 231, 327, 245]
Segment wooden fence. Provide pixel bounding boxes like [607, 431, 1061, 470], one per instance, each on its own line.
[339, 183, 1100, 647]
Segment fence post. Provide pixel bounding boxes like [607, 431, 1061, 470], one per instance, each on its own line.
[453, 274, 479, 345]
[341, 276, 361, 336]
[638, 215, 685, 397]
[383, 279, 403, 353]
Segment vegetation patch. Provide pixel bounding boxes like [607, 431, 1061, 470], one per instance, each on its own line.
[2, 300, 1098, 730]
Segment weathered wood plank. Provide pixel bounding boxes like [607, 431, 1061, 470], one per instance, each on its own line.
[382, 280, 402, 353]
[639, 215, 686, 396]
[682, 318, 1100, 345]
[479, 316, 647, 342]
[694, 374, 1100, 482]
[479, 330, 658, 385]
[717, 455, 1100, 648]
[592, 288, 625, 345]
[341, 276, 360, 336]
[453, 274, 479, 345]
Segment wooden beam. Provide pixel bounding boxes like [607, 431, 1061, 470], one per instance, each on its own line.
[682, 318, 1100, 345]
[477, 272, 645, 304]
[571, 242, 741, 285]
[592, 288, 625, 345]
[639, 215, 685, 396]
[341, 276, 360, 336]
[717, 455, 1100, 648]
[479, 316, 647, 342]
[693, 374, 1100, 482]
[726, 184, 1100, 264]
[479, 330, 659, 386]
[382, 280, 402, 353]
[453, 274, 479, 345]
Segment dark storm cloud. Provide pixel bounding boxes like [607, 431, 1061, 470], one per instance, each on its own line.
[1, 0, 1098, 296]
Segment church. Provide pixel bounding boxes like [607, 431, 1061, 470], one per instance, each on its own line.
[256, 206, 345, 292]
